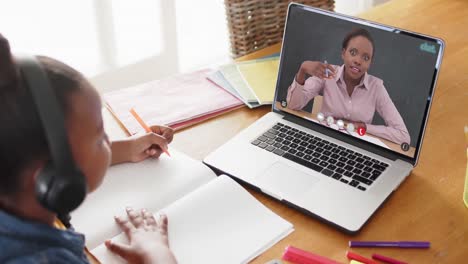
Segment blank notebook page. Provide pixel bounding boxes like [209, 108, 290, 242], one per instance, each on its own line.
[71, 149, 215, 249]
[91, 175, 294, 264]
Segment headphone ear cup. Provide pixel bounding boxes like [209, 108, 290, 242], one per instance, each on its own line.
[49, 171, 87, 214]
[35, 161, 55, 207]
[35, 162, 87, 215]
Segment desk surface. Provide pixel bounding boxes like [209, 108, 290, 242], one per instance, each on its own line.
[105, 0, 468, 262]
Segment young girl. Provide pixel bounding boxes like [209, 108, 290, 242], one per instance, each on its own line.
[0, 34, 177, 263]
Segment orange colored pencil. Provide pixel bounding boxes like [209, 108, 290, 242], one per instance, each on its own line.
[130, 108, 171, 157]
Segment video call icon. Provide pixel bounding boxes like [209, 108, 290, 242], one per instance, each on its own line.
[317, 112, 357, 134]
[357, 127, 366, 136]
[281, 100, 288, 108]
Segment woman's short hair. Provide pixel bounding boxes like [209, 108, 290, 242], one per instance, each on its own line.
[342, 28, 375, 59]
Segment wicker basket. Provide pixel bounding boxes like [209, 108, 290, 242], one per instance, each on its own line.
[225, 0, 335, 58]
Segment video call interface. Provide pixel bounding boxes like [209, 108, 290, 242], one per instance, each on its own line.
[275, 6, 441, 158]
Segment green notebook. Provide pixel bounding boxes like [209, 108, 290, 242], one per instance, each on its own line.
[237, 57, 280, 105]
[219, 64, 258, 103]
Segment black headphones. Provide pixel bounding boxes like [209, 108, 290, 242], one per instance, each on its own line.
[16, 56, 87, 220]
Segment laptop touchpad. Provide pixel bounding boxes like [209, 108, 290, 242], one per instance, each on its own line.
[257, 162, 320, 199]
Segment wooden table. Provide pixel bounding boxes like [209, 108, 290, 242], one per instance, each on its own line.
[104, 0, 468, 262]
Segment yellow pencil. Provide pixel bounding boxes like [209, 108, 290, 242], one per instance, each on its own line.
[130, 108, 171, 157]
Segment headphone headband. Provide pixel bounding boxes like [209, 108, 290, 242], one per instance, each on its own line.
[17, 56, 76, 173]
[16, 55, 86, 216]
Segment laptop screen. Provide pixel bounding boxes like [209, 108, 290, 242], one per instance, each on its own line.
[274, 4, 444, 159]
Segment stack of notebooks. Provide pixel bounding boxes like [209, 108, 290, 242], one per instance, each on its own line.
[104, 56, 279, 134]
[104, 69, 244, 134]
[208, 56, 280, 108]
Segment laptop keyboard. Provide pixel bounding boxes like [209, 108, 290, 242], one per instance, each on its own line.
[251, 122, 389, 191]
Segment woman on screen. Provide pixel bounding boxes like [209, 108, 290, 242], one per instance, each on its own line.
[286, 28, 410, 145]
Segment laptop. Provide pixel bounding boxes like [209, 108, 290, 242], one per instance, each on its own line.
[204, 3, 444, 233]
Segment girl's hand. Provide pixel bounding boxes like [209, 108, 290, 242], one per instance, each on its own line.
[128, 125, 174, 162]
[105, 208, 177, 264]
[149, 125, 174, 145]
[111, 125, 174, 164]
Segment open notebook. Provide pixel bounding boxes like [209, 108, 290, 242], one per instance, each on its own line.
[71, 149, 293, 264]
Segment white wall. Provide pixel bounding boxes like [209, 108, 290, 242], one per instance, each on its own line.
[335, 0, 390, 15]
[1, 0, 389, 93]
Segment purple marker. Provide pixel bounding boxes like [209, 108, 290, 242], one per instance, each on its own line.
[349, 241, 430, 248]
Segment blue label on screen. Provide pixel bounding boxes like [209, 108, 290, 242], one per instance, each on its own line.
[420, 42, 437, 54]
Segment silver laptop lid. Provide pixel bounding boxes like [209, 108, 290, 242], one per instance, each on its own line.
[273, 3, 444, 165]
